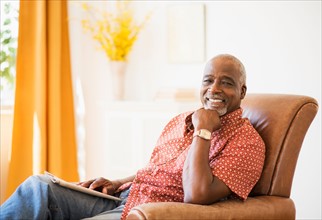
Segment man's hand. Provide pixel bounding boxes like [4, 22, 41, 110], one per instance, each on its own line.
[192, 108, 221, 132]
[77, 178, 121, 195]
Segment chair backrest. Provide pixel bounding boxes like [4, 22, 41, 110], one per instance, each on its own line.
[241, 94, 318, 197]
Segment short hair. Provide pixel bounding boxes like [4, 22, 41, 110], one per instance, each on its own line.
[213, 54, 247, 85]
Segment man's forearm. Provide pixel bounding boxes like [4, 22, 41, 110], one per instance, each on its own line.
[182, 137, 214, 204]
[113, 175, 136, 189]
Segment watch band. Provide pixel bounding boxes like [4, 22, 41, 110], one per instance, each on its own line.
[193, 129, 212, 140]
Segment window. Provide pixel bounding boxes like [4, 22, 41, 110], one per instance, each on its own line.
[0, 1, 19, 106]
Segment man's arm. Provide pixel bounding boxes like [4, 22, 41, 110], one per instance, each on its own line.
[182, 109, 231, 204]
[183, 137, 231, 204]
[113, 175, 136, 190]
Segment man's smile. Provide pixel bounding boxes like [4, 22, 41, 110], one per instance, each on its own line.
[206, 97, 225, 103]
[205, 96, 226, 107]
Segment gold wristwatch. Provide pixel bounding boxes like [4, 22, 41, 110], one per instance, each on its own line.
[193, 129, 212, 140]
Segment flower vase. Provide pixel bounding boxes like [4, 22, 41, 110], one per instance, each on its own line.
[109, 61, 127, 100]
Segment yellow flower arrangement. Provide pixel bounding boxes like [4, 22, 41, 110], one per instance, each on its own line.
[81, 1, 150, 61]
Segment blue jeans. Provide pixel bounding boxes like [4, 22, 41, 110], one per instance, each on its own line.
[0, 175, 130, 220]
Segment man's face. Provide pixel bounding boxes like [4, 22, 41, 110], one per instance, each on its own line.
[200, 57, 247, 116]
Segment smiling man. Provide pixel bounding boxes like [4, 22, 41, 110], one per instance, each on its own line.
[201, 55, 247, 115]
[0, 54, 265, 220]
[182, 54, 257, 205]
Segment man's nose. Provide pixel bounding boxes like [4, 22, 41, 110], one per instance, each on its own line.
[209, 80, 222, 93]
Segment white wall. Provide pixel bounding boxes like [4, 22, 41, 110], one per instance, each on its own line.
[68, 1, 321, 219]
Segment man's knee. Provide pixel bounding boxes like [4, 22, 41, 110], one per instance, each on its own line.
[19, 174, 55, 194]
[24, 174, 51, 186]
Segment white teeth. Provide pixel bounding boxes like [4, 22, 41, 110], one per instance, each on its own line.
[208, 98, 224, 103]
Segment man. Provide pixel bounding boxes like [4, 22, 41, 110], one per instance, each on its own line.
[0, 54, 265, 220]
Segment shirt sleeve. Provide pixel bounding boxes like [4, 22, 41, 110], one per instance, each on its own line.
[210, 129, 265, 200]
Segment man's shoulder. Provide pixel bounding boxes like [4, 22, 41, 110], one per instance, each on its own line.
[239, 118, 265, 146]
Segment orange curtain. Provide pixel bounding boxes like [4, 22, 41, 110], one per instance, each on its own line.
[6, 0, 79, 199]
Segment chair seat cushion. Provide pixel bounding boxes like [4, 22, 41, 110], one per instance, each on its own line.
[127, 196, 295, 220]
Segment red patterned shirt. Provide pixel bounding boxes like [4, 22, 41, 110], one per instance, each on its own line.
[120, 108, 265, 219]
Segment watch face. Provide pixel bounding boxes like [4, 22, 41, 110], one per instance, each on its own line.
[195, 129, 211, 140]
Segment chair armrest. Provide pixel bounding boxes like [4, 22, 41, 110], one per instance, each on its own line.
[127, 196, 295, 220]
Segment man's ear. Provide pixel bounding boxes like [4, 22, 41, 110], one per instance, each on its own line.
[241, 85, 247, 99]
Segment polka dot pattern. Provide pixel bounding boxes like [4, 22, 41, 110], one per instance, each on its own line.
[121, 108, 265, 219]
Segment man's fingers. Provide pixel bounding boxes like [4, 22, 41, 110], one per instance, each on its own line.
[89, 177, 106, 190]
[77, 177, 112, 194]
[102, 187, 108, 194]
[77, 179, 95, 188]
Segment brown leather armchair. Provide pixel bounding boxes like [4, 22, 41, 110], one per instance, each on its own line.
[127, 94, 319, 220]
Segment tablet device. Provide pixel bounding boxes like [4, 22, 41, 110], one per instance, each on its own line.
[45, 171, 122, 201]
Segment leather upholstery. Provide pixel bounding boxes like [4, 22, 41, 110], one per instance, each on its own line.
[127, 94, 318, 220]
[243, 94, 318, 197]
[127, 197, 295, 220]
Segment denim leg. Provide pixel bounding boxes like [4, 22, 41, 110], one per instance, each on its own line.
[83, 188, 131, 220]
[83, 205, 124, 220]
[0, 175, 118, 220]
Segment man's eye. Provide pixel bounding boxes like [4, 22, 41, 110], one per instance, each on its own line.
[222, 81, 233, 86]
[203, 78, 212, 84]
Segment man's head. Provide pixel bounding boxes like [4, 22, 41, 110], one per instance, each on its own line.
[200, 54, 247, 116]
